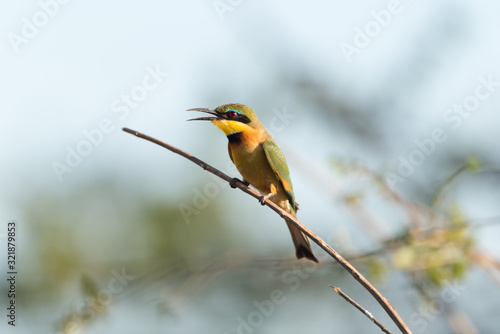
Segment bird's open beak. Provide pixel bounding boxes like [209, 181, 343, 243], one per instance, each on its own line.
[187, 108, 220, 121]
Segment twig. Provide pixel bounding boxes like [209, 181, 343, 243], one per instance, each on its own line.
[122, 127, 412, 334]
[330, 286, 392, 334]
[430, 165, 467, 211]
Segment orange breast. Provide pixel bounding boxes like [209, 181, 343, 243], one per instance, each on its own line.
[228, 130, 277, 195]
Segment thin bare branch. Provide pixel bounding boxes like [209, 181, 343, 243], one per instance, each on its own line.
[122, 127, 412, 334]
[330, 286, 392, 334]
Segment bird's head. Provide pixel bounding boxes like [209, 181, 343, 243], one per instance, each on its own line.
[188, 103, 262, 136]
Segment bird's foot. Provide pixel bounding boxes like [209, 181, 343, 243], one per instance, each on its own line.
[230, 178, 249, 189]
[229, 178, 239, 188]
[259, 193, 273, 206]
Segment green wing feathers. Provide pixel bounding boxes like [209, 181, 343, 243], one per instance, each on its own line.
[262, 140, 296, 212]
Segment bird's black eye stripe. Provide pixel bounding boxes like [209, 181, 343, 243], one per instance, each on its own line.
[224, 111, 251, 124]
[235, 115, 251, 124]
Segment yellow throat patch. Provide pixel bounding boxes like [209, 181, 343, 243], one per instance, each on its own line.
[212, 119, 250, 136]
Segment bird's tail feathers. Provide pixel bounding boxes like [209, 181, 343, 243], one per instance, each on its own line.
[285, 220, 318, 263]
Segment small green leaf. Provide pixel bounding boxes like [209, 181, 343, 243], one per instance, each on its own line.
[367, 258, 387, 283]
[393, 246, 416, 270]
[466, 156, 481, 171]
[80, 274, 99, 297]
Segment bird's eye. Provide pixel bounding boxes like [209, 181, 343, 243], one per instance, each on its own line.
[227, 111, 237, 118]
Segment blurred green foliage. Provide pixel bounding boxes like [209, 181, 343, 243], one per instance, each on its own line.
[20, 180, 230, 305]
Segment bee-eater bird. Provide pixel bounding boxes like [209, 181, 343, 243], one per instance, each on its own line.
[188, 103, 318, 263]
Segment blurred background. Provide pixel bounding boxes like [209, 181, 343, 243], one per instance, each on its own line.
[1, 0, 500, 333]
